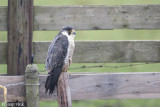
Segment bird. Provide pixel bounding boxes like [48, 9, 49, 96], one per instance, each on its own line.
[45, 26, 76, 95]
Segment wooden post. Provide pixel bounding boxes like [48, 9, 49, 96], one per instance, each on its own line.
[7, 0, 33, 75]
[57, 72, 72, 107]
[25, 64, 39, 107]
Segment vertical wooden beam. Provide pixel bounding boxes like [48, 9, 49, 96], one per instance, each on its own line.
[7, 0, 33, 75]
[57, 72, 72, 107]
[25, 64, 39, 107]
[28, 0, 33, 60]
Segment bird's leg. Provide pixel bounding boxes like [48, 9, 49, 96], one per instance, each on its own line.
[68, 60, 72, 73]
[67, 70, 70, 74]
[62, 67, 66, 72]
[62, 65, 70, 74]
[66, 66, 70, 74]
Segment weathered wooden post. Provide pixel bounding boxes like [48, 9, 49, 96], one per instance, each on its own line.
[57, 72, 72, 107]
[25, 64, 39, 107]
[7, 0, 33, 75]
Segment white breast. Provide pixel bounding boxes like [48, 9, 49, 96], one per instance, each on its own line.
[62, 31, 75, 65]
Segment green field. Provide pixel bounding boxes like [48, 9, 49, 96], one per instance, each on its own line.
[1, 0, 160, 107]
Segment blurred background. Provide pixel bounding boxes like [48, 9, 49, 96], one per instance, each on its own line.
[0, 0, 160, 107]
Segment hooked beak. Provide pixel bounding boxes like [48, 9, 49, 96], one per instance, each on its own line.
[72, 30, 76, 35]
[73, 32, 76, 35]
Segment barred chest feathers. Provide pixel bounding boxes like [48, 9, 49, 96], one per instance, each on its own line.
[62, 31, 75, 66]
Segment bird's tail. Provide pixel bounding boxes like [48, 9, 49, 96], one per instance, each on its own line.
[45, 67, 62, 95]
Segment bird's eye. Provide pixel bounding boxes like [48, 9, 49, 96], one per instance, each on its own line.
[68, 30, 72, 35]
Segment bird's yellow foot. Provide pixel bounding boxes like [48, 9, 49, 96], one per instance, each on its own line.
[67, 70, 70, 74]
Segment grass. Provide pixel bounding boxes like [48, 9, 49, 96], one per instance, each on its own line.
[0, 30, 160, 42]
[39, 99, 160, 107]
[1, 0, 160, 107]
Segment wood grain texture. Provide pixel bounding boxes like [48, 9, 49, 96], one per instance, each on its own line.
[33, 41, 160, 63]
[0, 7, 7, 31]
[1, 5, 160, 31]
[1, 72, 160, 101]
[25, 64, 39, 107]
[0, 42, 7, 64]
[69, 72, 160, 100]
[34, 5, 160, 30]
[7, 0, 33, 75]
[1, 41, 160, 63]
[58, 72, 72, 107]
[0, 75, 25, 102]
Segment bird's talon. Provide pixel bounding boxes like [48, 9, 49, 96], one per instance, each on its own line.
[67, 70, 70, 74]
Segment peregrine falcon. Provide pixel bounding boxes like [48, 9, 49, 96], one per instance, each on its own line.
[45, 26, 76, 95]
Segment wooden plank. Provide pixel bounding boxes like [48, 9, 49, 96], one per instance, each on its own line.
[0, 75, 25, 102]
[1, 41, 160, 63]
[1, 72, 160, 101]
[34, 5, 160, 30]
[69, 72, 160, 100]
[33, 41, 160, 63]
[0, 42, 7, 64]
[0, 74, 7, 76]
[25, 64, 39, 107]
[1, 5, 160, 31]
[28, 0, 34, 64]
[57, 72, 72, 107]
[0, 7, 7, 31]
[7, 0, 33, 75]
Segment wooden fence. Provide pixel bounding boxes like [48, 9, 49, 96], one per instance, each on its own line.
[0, 1, 160, 107]
[1, 5, 160, 30]
[1, 72, 160, 102]
[1, 41, 160, 63]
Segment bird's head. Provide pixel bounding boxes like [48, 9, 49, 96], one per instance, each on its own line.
[61, 26, 76, 38]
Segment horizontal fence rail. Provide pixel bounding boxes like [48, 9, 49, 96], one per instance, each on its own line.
[1, 41, 160, 64]
[0, 72, 160, 102]
[0, 5, 160, 31]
